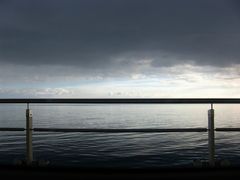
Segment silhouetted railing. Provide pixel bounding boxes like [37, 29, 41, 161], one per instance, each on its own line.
[1, 98, 240, 103]
[1, 98, 240, 167]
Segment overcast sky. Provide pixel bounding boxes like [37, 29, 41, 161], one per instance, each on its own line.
[1, 0, 240, 98]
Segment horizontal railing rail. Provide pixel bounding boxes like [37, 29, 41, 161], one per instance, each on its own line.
[0, 98, 240, 104]
[2, 127, 240, 132]
[0, 128, 208, 133]
[216, 128, 240, 132]
[0, 128, 25, 131]
[1, 98, 240, 167]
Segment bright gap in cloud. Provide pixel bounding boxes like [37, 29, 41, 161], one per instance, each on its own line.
[1, 64, 240, 98]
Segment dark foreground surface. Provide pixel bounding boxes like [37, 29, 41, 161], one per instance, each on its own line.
[1, 165, 240, 179]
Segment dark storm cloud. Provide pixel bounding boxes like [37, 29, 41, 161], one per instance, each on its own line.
[1, 0, 240, 69]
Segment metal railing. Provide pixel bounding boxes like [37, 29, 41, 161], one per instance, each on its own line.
[1, 98, 240, 167]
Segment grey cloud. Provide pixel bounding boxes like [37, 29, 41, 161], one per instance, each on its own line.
[0, 0, 240, 71]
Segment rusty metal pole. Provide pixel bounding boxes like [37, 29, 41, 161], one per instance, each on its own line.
[26, 103, 33, 165]
[208, 103, 215, 167]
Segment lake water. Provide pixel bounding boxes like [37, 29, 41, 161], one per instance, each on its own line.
[0, 104, 240, 168]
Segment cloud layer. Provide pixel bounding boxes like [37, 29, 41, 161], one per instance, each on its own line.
[1, 0, 240, 97]
[1, 0, 240, 69]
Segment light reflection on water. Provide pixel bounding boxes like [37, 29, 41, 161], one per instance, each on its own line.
[0, 104, 240, 167]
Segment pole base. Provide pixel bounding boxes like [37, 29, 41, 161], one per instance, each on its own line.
[13, 159, 50, 167]
[193, 159, 231, 168]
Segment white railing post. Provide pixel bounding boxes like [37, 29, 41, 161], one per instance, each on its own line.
[26, 103, 33, 165]
[208, 104, 215, 167]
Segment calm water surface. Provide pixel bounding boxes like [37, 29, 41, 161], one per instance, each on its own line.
[0, 104, 240, 168]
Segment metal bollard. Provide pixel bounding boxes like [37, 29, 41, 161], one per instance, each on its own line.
[26, 107, 33, 165]
[208, 106, 215, 167]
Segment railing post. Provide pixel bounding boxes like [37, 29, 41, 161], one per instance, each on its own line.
[26, 103, 33, 165]
[208, 104, 215, 167]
